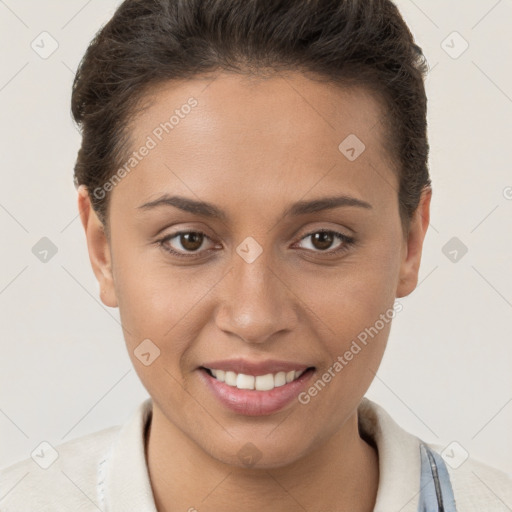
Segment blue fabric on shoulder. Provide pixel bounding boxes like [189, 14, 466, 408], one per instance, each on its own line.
[418, 443, 457, 512]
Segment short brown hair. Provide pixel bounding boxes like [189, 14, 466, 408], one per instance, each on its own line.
[71, 0, 431, 232]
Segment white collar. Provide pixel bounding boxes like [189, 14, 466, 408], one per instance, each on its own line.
[99, 397, 422, 511]
[358, 397, 421, 511]
[99, 397, 157, 512]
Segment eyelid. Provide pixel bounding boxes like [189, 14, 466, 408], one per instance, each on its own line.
[297, 226, 353, 240]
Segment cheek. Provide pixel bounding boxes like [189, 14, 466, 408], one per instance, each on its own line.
[111, 219, 401, 356]
[111, 240, 220, 354]
[306, 239, 401, 361]
[317, 254, 399, 329]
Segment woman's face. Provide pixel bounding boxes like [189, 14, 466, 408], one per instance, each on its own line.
[80, 71, 430, 468]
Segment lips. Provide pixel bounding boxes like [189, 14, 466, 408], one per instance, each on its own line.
[199, 359, 315, 415]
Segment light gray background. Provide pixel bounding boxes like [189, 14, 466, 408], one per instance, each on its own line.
[1, 0, 511, 476]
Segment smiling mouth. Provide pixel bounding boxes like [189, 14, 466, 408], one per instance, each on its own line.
[201, 367, 315, 391]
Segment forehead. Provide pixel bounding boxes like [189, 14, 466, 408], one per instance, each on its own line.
[113, 71, 396, 214]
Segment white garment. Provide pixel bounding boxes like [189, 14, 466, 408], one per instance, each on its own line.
[0, 397, 510, 511]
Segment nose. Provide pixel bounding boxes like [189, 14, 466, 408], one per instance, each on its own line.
[214, 245, 298, 345]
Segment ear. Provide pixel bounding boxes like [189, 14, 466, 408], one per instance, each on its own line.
[396, 186, 432, 298]
[77, 185, 118, 308]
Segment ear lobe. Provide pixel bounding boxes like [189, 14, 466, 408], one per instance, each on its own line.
[77, 185, 118, 308]
[396, 186, 432, 298]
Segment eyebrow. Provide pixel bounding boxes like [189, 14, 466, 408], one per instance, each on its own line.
[137, 194, 373, 221]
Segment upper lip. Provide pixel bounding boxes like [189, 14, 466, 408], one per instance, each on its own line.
[201, 358, 312, 376]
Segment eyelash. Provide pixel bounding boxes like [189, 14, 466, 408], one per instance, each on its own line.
[156, 229, 355, 259]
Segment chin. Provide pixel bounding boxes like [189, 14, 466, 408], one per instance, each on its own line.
[209, 441, 308, 471]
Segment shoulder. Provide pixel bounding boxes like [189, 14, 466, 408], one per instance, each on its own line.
[427, 441, 512, 511]
[0, 424, 121, 512]
[358, 397, 512, 511]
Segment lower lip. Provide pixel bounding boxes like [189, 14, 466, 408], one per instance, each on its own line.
[199, 368, 315, 416]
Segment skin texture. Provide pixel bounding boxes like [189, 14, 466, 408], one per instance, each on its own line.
[78, 71, 431, 512]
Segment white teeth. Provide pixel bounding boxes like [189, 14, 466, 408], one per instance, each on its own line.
[274, 371, 286, 387]
[236, 373, 255, 390]
[225, 371, 237, 386]
[255, 373, 274, 391]
[207, 368, 308, 390]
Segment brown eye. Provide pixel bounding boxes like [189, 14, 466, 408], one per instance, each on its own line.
[310, 231, 335, 251]
[158, 230, 216, 258]
[296, 229, 355, 255]
[179, 232, 204, 251]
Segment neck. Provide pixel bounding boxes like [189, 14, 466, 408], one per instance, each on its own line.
[145, 404, 379, 512]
